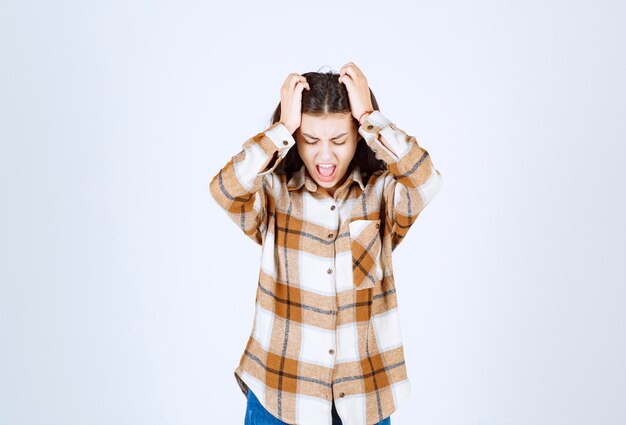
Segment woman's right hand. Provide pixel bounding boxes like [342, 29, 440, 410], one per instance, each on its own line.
[279, 73, 310, 134]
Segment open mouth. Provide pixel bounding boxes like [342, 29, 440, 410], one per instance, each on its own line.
[315, 163, 337, 182]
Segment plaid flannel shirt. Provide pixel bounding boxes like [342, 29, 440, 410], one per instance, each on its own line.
[210, 110, 442, 425]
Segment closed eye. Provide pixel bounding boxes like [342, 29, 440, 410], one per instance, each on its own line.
[304, 139, 347, 145]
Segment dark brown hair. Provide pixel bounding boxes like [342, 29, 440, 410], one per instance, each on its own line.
[270, 71, 387, 180]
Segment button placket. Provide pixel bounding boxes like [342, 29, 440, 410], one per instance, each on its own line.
[327, 202, 339, 370]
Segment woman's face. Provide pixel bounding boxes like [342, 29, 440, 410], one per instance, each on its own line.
[295, 112, 359, 197]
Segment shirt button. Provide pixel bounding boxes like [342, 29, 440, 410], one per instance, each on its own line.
[328, 233, 334, 239]
[330, 310, 337, 315]
[327, 268, 333, 274]
[282, 140, 289, 145]
[339, 392, 345, 398]
[367, 125, 374, 130]
[330, 205, 336, 210]
[329, 349, 335, 355]
[375, 223, 380, 229]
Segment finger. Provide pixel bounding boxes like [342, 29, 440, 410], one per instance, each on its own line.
[339, 62, 358, 77]
[338, 73, 354, 85]
[288, 74, 302, 90]
[282, 73, 298, 88]
[342, 66, 362, 81]
[283, 73, 305, 91]
[295, 81, 310, 92]
[298, 77, 310, 90]
[289, 75, 309, 92]
[339, 62, 354, 71]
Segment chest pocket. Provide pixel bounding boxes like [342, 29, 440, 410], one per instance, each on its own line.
[348, 219, 384, 290]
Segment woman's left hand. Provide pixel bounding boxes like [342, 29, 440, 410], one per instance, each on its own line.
[338, 62, 375, 124]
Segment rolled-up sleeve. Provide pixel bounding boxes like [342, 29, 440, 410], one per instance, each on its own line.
[359, 110, 443, 250]
[209, 121, 295, 245]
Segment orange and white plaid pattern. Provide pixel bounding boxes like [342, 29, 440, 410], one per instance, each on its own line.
[210, 110, 442, 425]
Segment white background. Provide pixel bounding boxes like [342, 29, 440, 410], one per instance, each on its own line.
[1, 1, 625, 424]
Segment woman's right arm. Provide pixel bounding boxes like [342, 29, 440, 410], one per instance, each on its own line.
[209, 122, 295, 245]
[210, 72, 308, 245]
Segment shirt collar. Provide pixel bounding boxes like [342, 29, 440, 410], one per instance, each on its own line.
[287, 163, 365, 193]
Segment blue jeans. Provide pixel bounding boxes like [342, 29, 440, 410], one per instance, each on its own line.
[245, 389, 391, 425]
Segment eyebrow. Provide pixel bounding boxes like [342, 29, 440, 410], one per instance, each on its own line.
[302, 132, 348, 140]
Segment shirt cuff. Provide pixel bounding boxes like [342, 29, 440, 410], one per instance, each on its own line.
[358, 111, 413, 160]
[263, 121, 296, 158]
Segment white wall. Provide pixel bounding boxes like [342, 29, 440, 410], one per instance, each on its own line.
[1, 1, 624, 424]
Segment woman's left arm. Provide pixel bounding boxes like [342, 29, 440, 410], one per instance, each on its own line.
[358, 110, 443, 251]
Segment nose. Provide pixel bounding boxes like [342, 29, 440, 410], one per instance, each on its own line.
[318, 141, 335, 161]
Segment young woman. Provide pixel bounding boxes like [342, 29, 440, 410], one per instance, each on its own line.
[210, 62, 442, 425]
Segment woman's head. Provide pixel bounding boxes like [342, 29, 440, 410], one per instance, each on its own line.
[271, 71, 386, 196]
